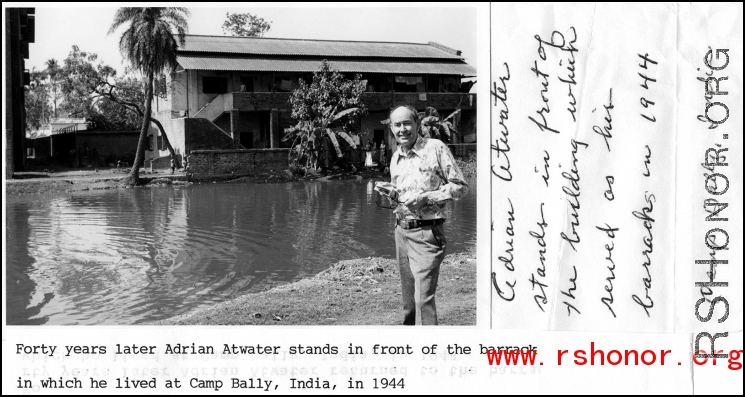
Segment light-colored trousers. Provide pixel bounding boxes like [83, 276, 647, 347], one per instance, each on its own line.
[395, 223, 447, 325]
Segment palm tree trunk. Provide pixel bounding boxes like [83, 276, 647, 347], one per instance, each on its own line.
[123, 69, 154, 186]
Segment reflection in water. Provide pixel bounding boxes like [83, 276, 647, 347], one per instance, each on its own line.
[6, 177, 476, 325]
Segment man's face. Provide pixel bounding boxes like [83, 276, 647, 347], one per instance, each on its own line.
[390, 107, 418, 150]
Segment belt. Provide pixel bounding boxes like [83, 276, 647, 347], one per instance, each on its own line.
[396, 218, 445, 230]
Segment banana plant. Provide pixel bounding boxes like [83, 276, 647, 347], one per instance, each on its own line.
[380, 106, 461, 142]
[419, 107, 460, 141]
[283, 105, 360, 172]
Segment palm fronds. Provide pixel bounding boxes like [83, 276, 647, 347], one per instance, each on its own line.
[107, 7, 189, 186]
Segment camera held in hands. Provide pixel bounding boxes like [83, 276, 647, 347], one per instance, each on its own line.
[374, 182, 400, 209]
[374, 182, 396, 198]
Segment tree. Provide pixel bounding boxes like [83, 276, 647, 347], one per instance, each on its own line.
[92, 69, 180, 163]
[24, 68, 51, 136]
[284, 60, 367, 174]
[56, 45, 180, 166]
[108, 7, 189, 186]
[58, 46, 109, 121]
[222, 12, 271, 37]
[44, 58, 63, 119]
[56, 46, 143, 131]
[92, 69, 146, 131]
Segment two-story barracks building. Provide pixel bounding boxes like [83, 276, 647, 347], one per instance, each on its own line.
[148, 35, 476, 163]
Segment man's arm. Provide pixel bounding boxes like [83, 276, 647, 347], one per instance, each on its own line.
[426, 141, 469, 204]
[375, 161, 400, 201]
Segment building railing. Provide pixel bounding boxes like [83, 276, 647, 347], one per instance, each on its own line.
[57, 124, 79, 134]
[361, 92, 476, 111]
[172, 91, 477, 117]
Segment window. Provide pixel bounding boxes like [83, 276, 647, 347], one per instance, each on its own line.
[202, 76, 228, 94]
[154, 75, 168, 98]
[365, 75, 391, 92]
[393, 75, 424, 93]
[239, 77, 254, 92]
[148, 135, 155, 151]
[274, 76, 299, 92]
[441, 77, 459, 93]
[427, 77, 441, 92]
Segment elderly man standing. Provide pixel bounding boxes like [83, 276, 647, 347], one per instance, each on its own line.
[374, 105, 469, 325]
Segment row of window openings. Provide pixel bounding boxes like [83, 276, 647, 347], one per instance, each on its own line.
[201, 75, 463, 94]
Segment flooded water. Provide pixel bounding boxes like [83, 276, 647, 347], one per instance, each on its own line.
[6, 177, 476, 325]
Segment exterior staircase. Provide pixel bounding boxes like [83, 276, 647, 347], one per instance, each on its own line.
[191, 93, 244, 149]
[193, 93, 232, 124]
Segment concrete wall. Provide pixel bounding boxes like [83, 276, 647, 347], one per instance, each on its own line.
[189, 149, 289, 174]
[145, 125, 170, 161]
[29, 136, 51, 158]
[164, 69, 202, 119]
[167, 117, 187, 156]
[149, 85, 175, 161]
[150, 155, 181, 170]
[27, 132, 138, 167]
[170, 68, 187, 115]
[74, 132, 139, 166]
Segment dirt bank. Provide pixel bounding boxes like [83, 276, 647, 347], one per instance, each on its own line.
[154, 248, 476, 326]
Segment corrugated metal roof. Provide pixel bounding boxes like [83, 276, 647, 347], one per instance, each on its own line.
[178, 56, 476, 76]
[180, 35, 464, 60]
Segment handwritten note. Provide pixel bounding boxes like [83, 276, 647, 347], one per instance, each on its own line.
[491, 3, 682, 332]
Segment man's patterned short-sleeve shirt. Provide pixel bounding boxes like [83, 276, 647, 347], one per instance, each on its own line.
[390, 137, 469, 220]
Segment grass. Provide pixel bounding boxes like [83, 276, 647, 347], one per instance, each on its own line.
[153, 248, 476, 326]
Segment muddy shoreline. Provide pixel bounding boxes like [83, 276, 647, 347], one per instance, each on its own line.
[7, 153, 475, 196]
[6, 169, 368, 196]
[152, 248, 476, 326]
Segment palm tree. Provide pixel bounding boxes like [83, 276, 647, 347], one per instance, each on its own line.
[108, 7, 189, 186]
[44, 58, 62, 119]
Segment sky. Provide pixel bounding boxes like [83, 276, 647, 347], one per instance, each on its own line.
[22, 4, 478, 75]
